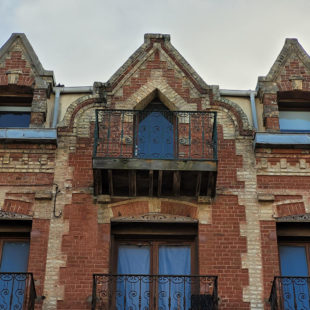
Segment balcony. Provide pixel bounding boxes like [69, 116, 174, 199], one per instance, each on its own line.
[269, 276, 310, 310]
[93, 110, 217, 198]
[0, 273, 36, 310]
[92, 274, 218, 310]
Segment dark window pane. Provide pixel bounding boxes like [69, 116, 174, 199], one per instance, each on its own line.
[0, 112, 31, 128]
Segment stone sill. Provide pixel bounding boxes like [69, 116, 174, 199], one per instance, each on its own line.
[255, 132, 310, 148]
[0, 128, 57, 143]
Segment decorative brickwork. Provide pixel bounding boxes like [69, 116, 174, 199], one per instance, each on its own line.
[2, 32, 310, 310]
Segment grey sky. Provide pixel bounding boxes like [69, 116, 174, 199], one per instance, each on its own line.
[1, 0, 310, 89]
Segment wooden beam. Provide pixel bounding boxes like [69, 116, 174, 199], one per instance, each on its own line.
[129, 170, 137, 196]
[173, 171, 180, 196]
[195, 172, 202, 197]
[93, 158, 217, 171]
[94, 169, 102, 195]
[108, 170, 114, 196]
[207, 171, 216, 197]
[149, 170, 154, 196]
[158, 171, 163, 196]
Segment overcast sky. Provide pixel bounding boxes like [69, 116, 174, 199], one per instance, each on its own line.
[1, 0, 310, 90]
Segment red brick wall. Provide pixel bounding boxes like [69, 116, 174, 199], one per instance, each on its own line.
[28, 219, 50, 309]
[58, 194, 110, 309]
[216, 126, 244, 190]
[199, 195, 249, 310]
[0, 50, 34, 87]
[277, 58, 310, 91]
[260, 221, 279, 310]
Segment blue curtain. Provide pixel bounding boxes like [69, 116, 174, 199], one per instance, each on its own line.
[117, 245, 150, 310]
[158, 246, 191, 310]
[0, 242, 30, 310]
[279, 246, 310, 310]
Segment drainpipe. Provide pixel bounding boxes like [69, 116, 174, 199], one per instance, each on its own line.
[249, 91, 258, 130]
[52, 87, 61, 128]
[219, 89, 258, 130]
[52, 86, 93, 128]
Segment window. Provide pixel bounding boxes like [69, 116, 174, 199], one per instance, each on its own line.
[279, 110, 310, 132]
[0, 86, 33, 128]
[0, 111, 31, 128]
[278, 91, 310, 132]
[0, 221, 31, 309]
[277, 223, 310, 310]
[109, 221, 209, 310]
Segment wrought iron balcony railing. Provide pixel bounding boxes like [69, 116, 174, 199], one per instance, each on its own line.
[92, 274, 218, 310]
[0, 272, 36, 310]
[93, 110, 217, 161]
[269, 276, 310, 310]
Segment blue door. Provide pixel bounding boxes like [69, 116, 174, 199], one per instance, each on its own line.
[0, 241, 30, 309]
[137, 112, 174, 159]
[279, 245, 310, 310]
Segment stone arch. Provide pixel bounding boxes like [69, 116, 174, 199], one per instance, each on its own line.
[59, 94, 100, 129]
[98, 198, 199, 223]
[212, 96, 253, 136]
[116, 79, 198, 111]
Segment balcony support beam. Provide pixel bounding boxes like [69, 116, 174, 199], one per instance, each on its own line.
[93, 158, 217, 171]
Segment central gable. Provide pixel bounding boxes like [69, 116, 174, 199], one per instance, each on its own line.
[105, 34, 211, 111]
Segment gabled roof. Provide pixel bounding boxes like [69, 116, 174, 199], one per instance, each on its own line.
[107, 33, 209, 93]
[0, 33, 54, 79]
[259, 38, 310, 82]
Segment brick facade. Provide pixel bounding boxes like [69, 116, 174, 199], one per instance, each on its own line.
[0, 33, 310, 310]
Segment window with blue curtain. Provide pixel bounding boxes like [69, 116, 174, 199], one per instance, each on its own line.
[279, 244, 310, 310]
[0, 112, 31, 128]
[115, 240, 194, 310]
[0, 240, 30, 309]
[279, 111, 310, 132]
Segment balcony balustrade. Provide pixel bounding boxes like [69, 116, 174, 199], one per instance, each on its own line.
[0, 272, 36, 310]
[93, 109, 217, 161]
[93, 110, 218, 197]
[92, 274, 218, 310]
[269, 276, 310, 310]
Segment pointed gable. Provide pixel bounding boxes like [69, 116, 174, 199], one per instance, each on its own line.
[0, 33, 54, 87]
[258, 38, 310, 92]
[105, 34, 211, 111]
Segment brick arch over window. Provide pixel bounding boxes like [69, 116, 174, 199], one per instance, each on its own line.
[98, 199, 199, 222]
[116, 80, 197, 111]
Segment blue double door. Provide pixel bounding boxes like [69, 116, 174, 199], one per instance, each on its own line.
[116, 242, 192, 309]
[0, 241, 30, 309]
[279, 245, 310, 310]
[137, 111, 174, 159]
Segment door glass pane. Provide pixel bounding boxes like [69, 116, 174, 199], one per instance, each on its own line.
[279, 245, 310, 310]
[0, 241, 30, 310]
[117, 245, 150, 309]
[159, 246, 191, 310]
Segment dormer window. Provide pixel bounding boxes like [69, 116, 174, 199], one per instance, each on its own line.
[0, 109, 31, 128]
[278, 91, 310, 132]
[0, 86, 33, 128]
